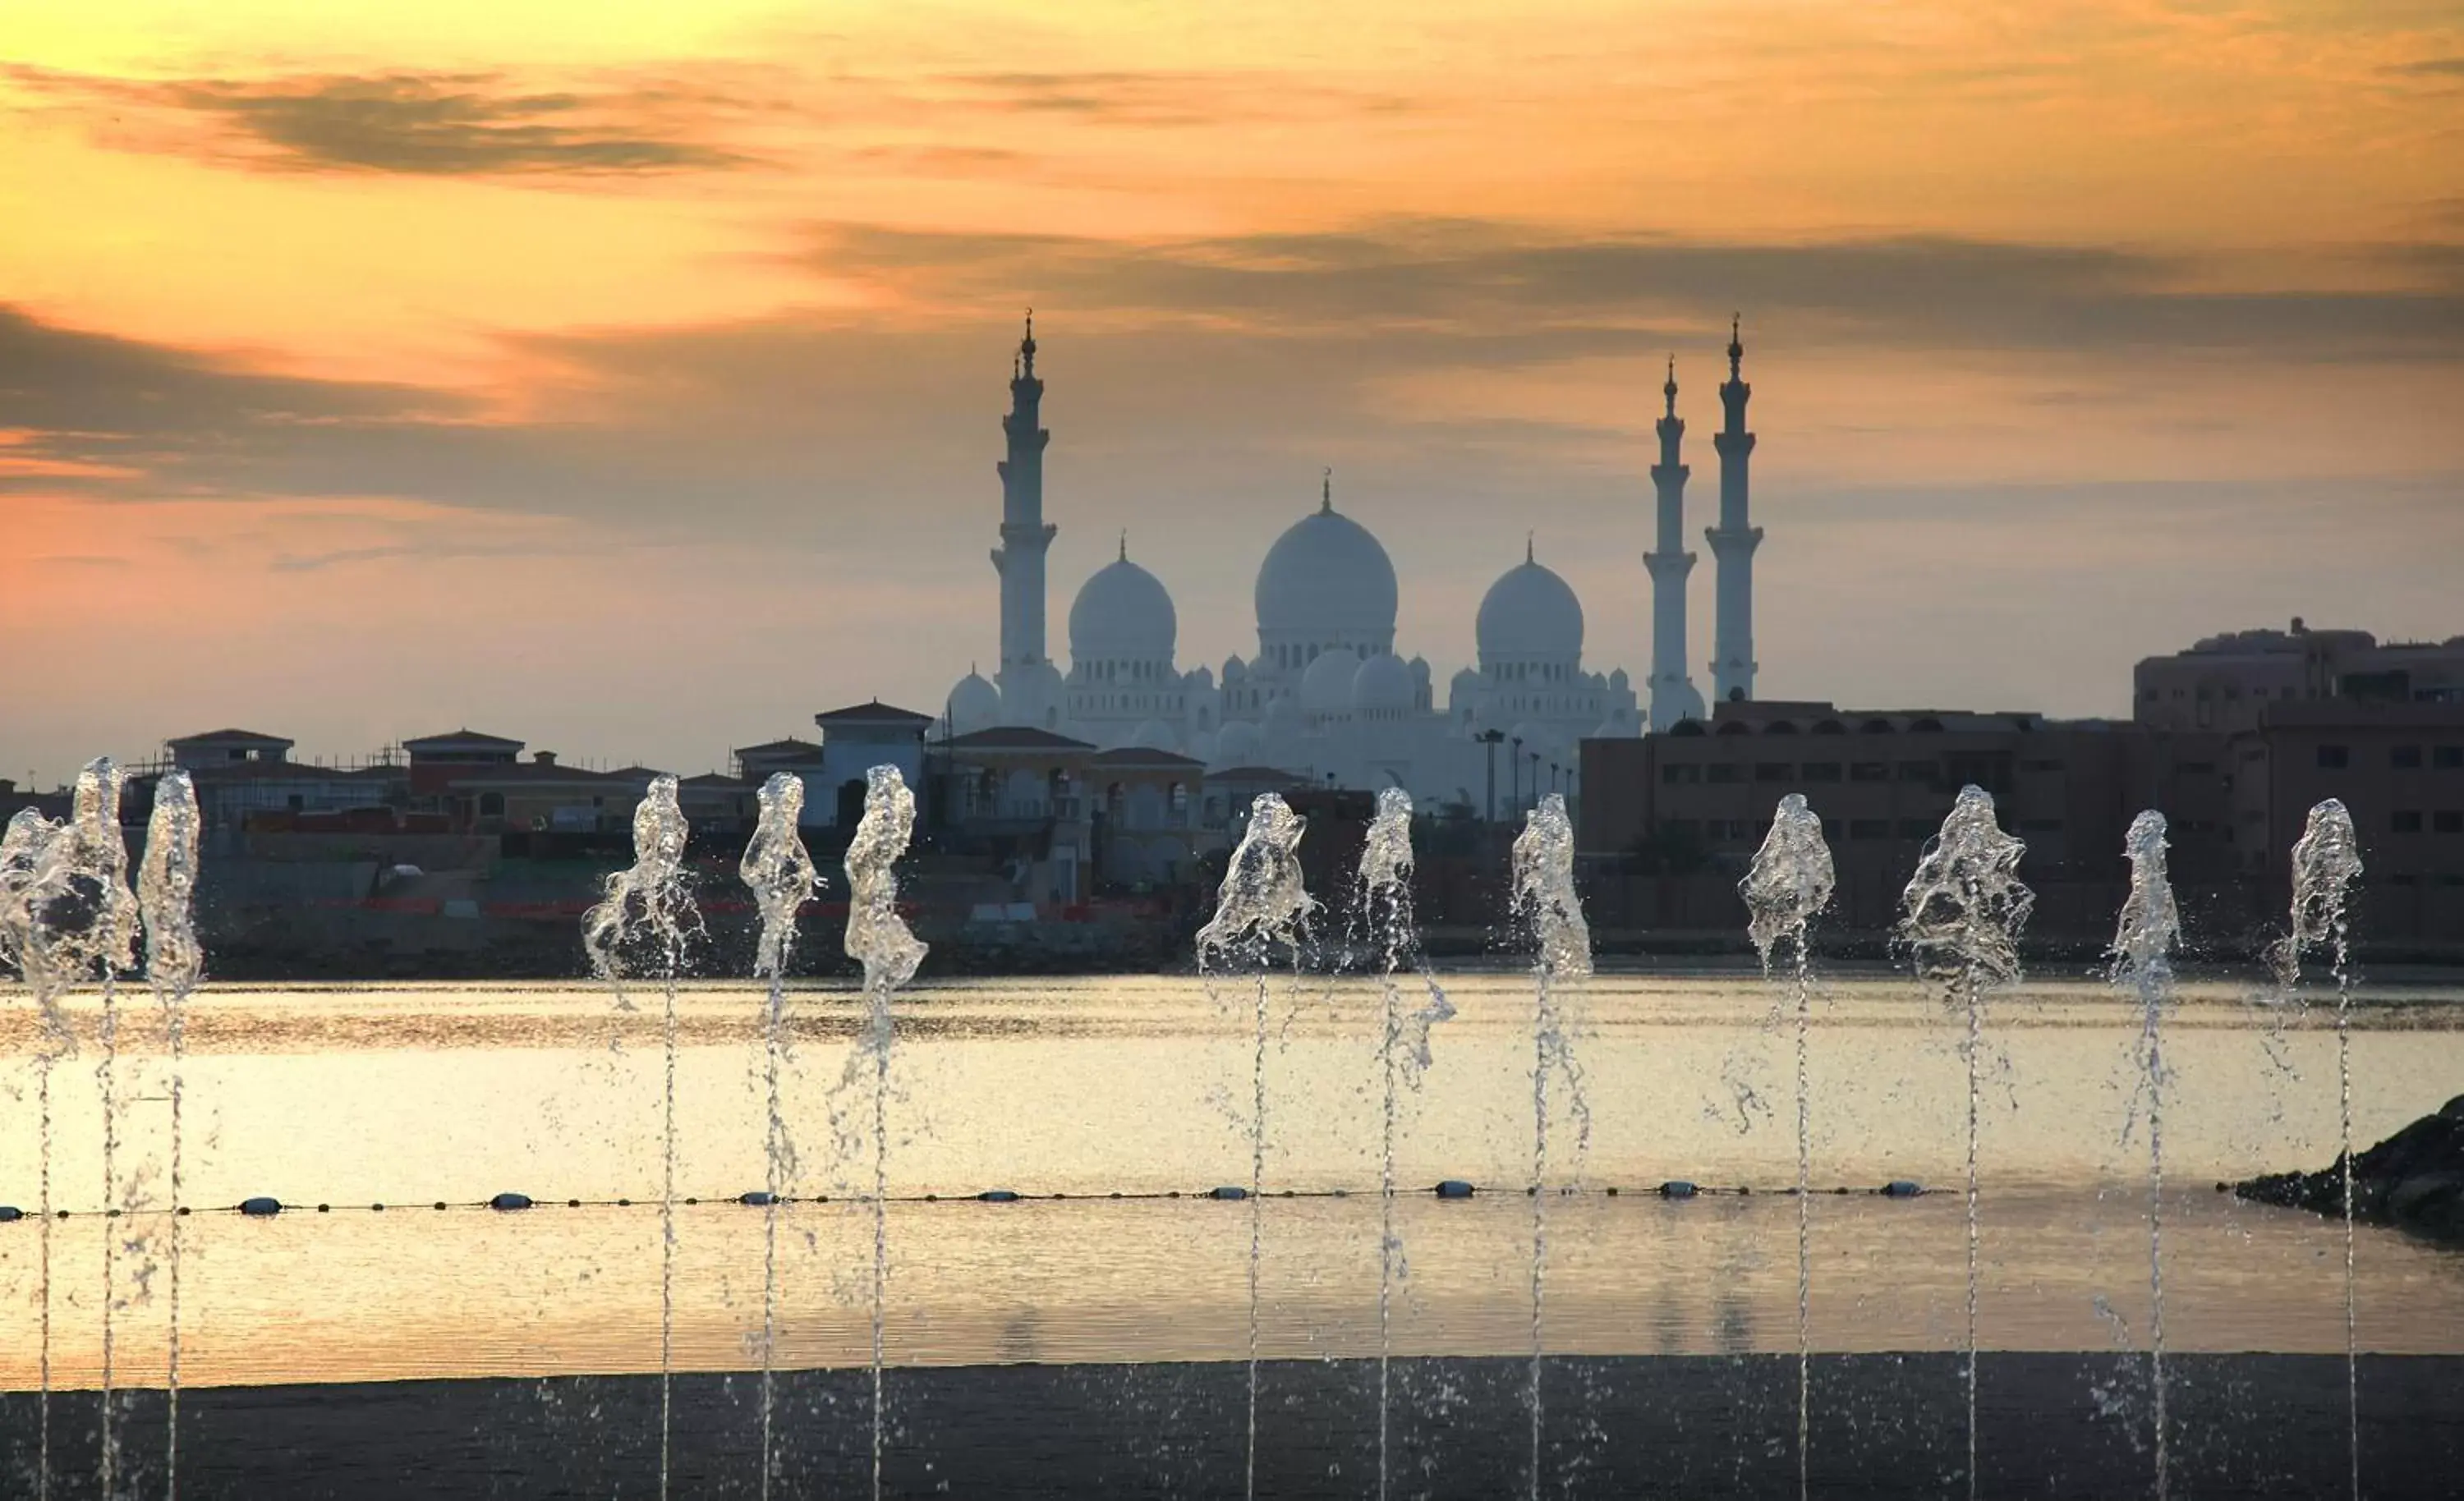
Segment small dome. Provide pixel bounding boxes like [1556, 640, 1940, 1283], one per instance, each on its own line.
[1215, 720, 1262, 764]
[1222, 654, 1247, 683]
[1301, 648, 1363, 714]
[1476, 554, 1584, 663]
[946, 670, 1001, 733]
[1449, 665, 1483, 692]
[1069, 553, 1177, 665]
[1408, 655, 1432, 683]
[995, 659, 1067, 728]
[1352, 652, 1414, 713]
[1255, 491, 1398, 650]
[1184, 663, 1215, 691]
[1129, 718, 1177, 750]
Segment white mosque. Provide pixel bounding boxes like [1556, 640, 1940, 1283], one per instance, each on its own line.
[940, 314, 1763, 810]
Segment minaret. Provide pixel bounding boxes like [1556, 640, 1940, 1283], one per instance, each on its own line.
[1706, 314, 1762, 704]
[1643, 357, 1704, 730]
[991, 310, 1057, 723]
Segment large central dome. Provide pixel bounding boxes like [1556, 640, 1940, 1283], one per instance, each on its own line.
[1254, 489, 1398, 654]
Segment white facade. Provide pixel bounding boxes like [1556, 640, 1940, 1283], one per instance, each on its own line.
[945, 337, 1660, 810]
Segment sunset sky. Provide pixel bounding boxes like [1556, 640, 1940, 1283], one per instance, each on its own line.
[3, 1, 2460, 784]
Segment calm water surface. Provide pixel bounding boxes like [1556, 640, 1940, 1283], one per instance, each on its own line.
[3, 975, 2459, 1389]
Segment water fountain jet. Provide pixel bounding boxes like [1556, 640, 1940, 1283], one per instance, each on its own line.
[740, 772, 822, 1501]
[843, 764, 927, 1501]
[140, 770, 203, 1501]
[578, 773, 696, 1501]
[1355, 787, 1453, 1500]
[1195, 792, 1312, 1501]
[2110, 810, 2180, 1499]
[1740, 794, 1833, 1501]
[2269, 797, 2364, 1501]
[1510, 792, 1591, 1501]
[1896, 784, 2032, 1501]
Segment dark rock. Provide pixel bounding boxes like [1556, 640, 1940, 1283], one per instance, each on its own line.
[2235, 1094, 2464, 1245]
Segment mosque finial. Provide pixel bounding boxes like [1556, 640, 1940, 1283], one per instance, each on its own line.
[1020, 305, 1037, 376]
[1321, 466, 1332, 514]
[1727, 311, 1743, 377]
[1526, 530, 1535, 566]
[1663, 354, 1678, 415]
[1118, 529, 1127, 562]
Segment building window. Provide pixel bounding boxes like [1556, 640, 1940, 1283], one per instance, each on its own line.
[1755, 762, 1791, 783]
[1850, 819, 1889, 840]
[1850, 762, 1888, 783]
[1661, 764, 1699, 785]
[1707, 764, 1745, 784]
[1897, 819, 1933, 839]
[1898, 761, 1936, 782]
[1801, 762, 1842, 783]
[478, 792, 505, 817]
[2393, 746, 2424, 769]
[2435, 746, 2464, 770]
[2020, 759, 2064, 773]
[2434, 810, 2462, 835]
[2317, 745, 2351, 769]
[2392, 810, 2425, 833]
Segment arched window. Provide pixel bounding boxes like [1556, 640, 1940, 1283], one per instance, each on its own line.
[478, 792, 505, 817]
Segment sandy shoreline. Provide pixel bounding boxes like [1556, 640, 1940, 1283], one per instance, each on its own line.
[5, 1352, 2459, 1498]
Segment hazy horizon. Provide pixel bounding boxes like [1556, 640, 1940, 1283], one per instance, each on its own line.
[4, 2, 2461, 785]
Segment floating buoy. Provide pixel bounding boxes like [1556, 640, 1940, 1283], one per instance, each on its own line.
[316, 1204, 331, 1214]
[979, 1190, 1020, 1203]
[490, 1193, 533, 1212]
[568, 1199, 582, 1208]
[1210, 1186, 1249, 1201]
[741, 1191, 775, 1207]
[0, 1206, 22, 1223]
[239, 1196, 282, 1217]
[1659, 1181, 1698, 1200]
[1882, 1180, 1923, 1198]
[1435, 1180, 1475, 1199]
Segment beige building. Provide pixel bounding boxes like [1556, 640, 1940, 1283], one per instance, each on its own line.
[2135, 618, 2464, 734]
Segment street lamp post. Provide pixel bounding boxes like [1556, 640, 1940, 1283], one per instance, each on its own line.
[1510, 736, 1524, 815]
[1476, 729, 1505, 822]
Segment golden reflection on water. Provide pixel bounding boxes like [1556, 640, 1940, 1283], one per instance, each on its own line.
[2, 976, 2458, 1389]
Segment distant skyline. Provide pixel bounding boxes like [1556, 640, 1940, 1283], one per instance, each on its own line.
[3, 2, 2461, 785]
